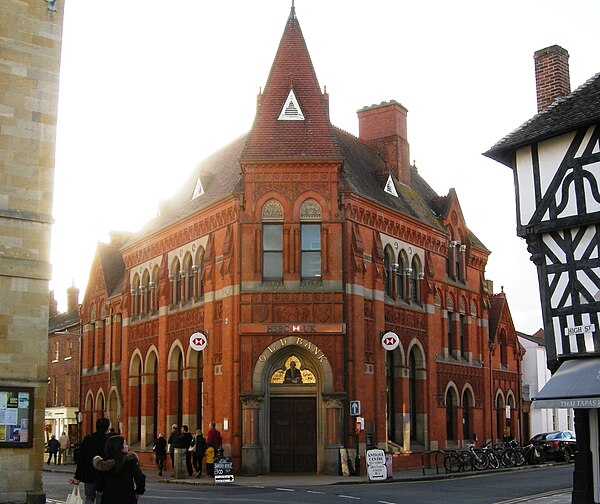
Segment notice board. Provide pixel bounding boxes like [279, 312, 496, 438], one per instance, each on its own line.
[0, 387, 34, 448]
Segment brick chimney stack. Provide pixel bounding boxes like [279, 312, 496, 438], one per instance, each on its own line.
[534, 45, 571, 112]
[357, 100, 411, 186]
[49, 290, 58, 317]
[67, 284, 80, 313]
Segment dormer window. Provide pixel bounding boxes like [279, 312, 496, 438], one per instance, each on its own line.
[192, 178, 204, 199]
[278, 89, 305, 121]
[384, 174, 398, 197]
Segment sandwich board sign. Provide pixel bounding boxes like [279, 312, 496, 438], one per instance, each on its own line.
[214, 457, 234, 484]
[366, 448, 387, 481]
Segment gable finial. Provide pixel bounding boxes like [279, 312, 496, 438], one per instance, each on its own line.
[289, 0, 296, 20]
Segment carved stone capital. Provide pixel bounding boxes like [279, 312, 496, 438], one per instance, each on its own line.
[240, 394, 263, 409]
[321, 393, 346, 408]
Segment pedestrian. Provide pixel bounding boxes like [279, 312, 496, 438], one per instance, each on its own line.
[180, 424, 194, 476]
[167, 424, 180, 476]
[206, 421, 222, 455]
[152, 432, 167, 476]
[69, 417, 110, 504]
[59, 431, 70, 465]
[107, 427, 117, 437]
[192, 429, 207, 478]
[205, 421, 222, 477]
[47, 434, 60, 465]
[205, 445, 215, 477]
[93, 435, 145, 504]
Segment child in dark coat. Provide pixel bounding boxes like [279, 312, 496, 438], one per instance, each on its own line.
[93, 435, 145, 504]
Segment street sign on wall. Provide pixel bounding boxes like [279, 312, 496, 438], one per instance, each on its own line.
[350, 400, 361, 416]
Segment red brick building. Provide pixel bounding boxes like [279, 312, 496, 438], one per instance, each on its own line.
[46, 286, 81, 448]
[79, 6, 521, 474]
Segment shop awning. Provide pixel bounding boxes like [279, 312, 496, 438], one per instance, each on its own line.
[533, 358, 600, 409]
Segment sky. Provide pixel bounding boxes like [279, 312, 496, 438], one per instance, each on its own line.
[51, 0, 600, 334]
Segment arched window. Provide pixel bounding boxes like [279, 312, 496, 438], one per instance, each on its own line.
[172, 259, 181, 304]
[141, 269, 150, 314]
[129, 356, 142, 444]
[409, 351, 417, 440]
[262, 199, 284, 281]
[499, 329, 508, 368]
[182, 252, 193, 302]
[177, 352, 184, 429]
[496, 393, 505, 442]
[151, 265, 159, 312]
[446, 388, 457, 442]
[131, 274, 141, 316]
[300, 199, 322, 280]
[195, 248, 205, 298]
[146, 351, 159, 443]
[396, 252, 406, 300]
[386, 350, 396, 441]
[462, 389, 473, 440]
[383, 246, 394, 297]
[410, 256, 421, 303]
[196, 351, 204, 430]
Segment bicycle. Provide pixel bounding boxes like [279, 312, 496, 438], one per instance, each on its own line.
[461, 444, 489, 471]
[443, 450, 463, 473]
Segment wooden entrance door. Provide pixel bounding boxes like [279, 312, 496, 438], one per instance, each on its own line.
[270, 397, 316, 472]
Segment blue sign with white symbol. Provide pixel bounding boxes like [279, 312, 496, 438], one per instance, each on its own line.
[350, 400, 361, 416]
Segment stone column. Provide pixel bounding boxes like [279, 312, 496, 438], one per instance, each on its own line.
[240, 395, 262, 475]
[323, 394, 344, 475]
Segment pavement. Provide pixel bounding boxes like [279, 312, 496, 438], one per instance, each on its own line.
[43, 461, 572, 503]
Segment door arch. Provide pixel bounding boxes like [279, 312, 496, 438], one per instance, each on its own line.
[246, 338, 335, 474]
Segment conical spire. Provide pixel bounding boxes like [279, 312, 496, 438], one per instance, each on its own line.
[240, 6, 338, 162]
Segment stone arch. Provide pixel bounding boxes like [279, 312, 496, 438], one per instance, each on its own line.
[298, 198, 323, 221]
[168, 340, 186, 369]
[167, 341, 186, 430]
[444, 382, 460, 445]
[495, 389, 507, 442]
[95, 388, 106, 417]
[260, 197, 285, 221]
[247, 337, 335, 475]
[84, 391, 95, 435]
[107, 389, 120, 433]
[383, 244, 395, 297]
[128, 351, 143, 444]
[407, 340, 426, 447]
[385, 339, 405, 445]
[252, 339, 333, 392]
[461, 384, 476, 441]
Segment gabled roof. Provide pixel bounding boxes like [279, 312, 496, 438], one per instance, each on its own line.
[484, 72, 600, 166]
[131, 135, 246, 240]
[488, 291, 516, 343]
[97, 242, 126, 298]
[118, 8, 487, 256]
[240, 6, 339, 161]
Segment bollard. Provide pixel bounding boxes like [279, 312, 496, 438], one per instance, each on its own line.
[174, 448, 188, 479]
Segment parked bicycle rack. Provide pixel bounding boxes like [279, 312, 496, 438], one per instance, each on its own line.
[421, 450, 445, 475]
